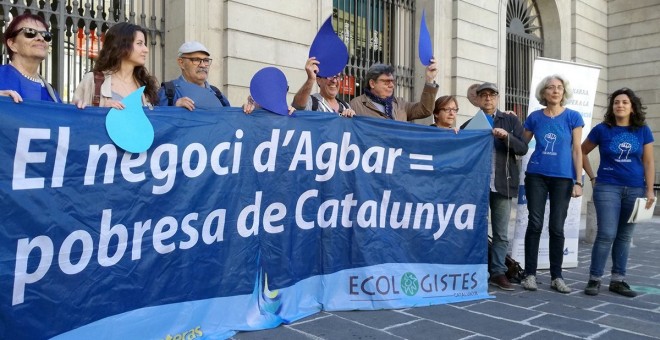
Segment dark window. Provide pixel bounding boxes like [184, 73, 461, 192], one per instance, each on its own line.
[506, 0, 543, 122]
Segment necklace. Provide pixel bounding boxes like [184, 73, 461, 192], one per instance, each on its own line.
[545, 108, 561, 119]
[16, 68, 45, 87]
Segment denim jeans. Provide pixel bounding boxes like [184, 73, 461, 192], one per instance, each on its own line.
[489, 192, 512, 276]
[524, 173, 573, 279]
[589, 183, 644, 279]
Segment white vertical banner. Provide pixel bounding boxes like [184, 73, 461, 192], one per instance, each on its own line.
[512, 57, 600, 269]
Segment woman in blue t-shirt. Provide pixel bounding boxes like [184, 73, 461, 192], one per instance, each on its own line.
[582, 88, 655, 297]
[520, 75, 584, 294]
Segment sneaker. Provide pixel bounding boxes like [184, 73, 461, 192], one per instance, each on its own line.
[551, 278, 571, 294]
[521, 275, 537, 291]
[584, 280, 601, 296]
[609, 281, 637, 297]
[489, 274, 514, 291]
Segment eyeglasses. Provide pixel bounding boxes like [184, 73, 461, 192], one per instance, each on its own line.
[377, 78, 396, 86]
[439, 108, 459, 113]
[17, 27, 52, 42]
[180, 57, 213, 66]
[546, 85, 564, 91]
[320, 74, 344, 82]
[479, 92, 498, 98]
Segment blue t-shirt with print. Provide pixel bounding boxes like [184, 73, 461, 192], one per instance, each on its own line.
[587, 123, 654, 188]
[524, 108, 584, 179]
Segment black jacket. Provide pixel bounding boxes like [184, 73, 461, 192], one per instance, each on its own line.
[461, 110, 528, 197]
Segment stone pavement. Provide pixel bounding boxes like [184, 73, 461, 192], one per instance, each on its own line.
[231, 217, 660, 340]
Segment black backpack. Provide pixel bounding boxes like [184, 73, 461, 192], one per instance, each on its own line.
[162, 81, 230, 107]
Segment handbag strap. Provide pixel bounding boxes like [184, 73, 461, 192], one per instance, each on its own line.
[92, 71, 105, 107]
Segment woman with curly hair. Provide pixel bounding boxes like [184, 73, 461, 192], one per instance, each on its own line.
[73, 22, 158, 108]
[582, 88, 655, 297]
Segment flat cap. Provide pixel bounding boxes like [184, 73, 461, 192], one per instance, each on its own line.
[178, 41, 210, 56]
[476, 82, 498, 94]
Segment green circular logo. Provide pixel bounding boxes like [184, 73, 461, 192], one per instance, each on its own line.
[400, 272, 419, 296]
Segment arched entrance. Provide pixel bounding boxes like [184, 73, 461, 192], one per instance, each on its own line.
[505, 0, 543, 120]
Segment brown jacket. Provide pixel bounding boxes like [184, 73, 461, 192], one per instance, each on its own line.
[349, 83, 438, 121]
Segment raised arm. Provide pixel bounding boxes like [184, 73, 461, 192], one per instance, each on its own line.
[291, 57, 319, 110]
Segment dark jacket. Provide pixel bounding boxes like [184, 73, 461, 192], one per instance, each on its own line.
[461, 110, 528, 197]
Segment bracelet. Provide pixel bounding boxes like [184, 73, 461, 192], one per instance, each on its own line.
[575, 182, 583, 187]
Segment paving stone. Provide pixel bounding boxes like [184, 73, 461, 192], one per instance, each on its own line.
[485, 292, 550, 308]
[386, 319, 474, 339]
[598, 315, 660, 338]
[406, 304, 539, 339]
[464, 300, 539, 321]
[531, 302, 605, 321]
[518, 329, 579, 339]
[527, 314, 605, 338]
[636, 293, 660, 305]
[593, 303, 660, 323]
[288, 314, 402, 340]
[330, 309, 419, 329]
[595, 328, 658, 340]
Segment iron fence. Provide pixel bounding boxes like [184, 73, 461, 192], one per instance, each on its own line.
[332, 0, 415, 103]
[505, 0, 543, 122]
[0, 0, 165, 103]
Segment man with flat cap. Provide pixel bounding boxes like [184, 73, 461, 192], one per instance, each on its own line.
[158, 41, 230, 110]
[461, 82, 528, 291]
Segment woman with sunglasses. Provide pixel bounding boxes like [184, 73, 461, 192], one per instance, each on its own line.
[0, 13, 61, 103]
[73, 22, 158, 108]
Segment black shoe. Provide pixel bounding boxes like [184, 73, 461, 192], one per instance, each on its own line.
[609, 281, 637, 297]
[584, 280, 600, 296]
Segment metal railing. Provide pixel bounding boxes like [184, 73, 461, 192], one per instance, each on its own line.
[0, 0, 165, 103]
[505, 0, 543, 122]
[333, 0, 415, 103]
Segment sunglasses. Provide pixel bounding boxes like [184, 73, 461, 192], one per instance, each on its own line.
[17, 27, 52, 42]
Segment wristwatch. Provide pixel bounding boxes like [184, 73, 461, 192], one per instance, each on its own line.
[575, 182, 583, 187]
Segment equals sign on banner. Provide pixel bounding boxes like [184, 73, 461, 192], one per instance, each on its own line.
[409, 153, 433, 171]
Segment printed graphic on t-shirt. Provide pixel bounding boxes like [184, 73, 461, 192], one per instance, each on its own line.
[538, 124, 562, 156]
[609, 132, 639, 163]
[544, 133, 557, 153]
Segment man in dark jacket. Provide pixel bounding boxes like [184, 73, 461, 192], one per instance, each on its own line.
[461, 82, 528, 290]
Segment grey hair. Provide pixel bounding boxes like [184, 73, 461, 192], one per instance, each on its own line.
[364, 63, 396, 89]
[535, 74, 573, 106]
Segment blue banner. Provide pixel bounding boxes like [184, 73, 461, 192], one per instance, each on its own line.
[0, 98, 493, 339]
